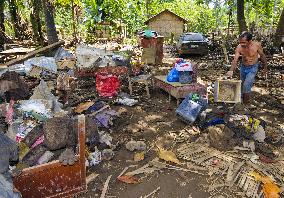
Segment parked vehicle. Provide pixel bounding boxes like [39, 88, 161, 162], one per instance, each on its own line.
[176, 32, 210, 56]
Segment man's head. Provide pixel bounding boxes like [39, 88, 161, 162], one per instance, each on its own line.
[239, 31, 253, 48]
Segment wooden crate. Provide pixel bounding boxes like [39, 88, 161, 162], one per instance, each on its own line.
[13, 115, 87, 198]
[214, 80, 241, 103]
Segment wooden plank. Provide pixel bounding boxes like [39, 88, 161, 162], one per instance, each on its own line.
[0, 47, 35, 55]
[3, 41, 64, 67]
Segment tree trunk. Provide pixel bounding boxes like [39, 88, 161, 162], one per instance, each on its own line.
[275, 7, 284, 46]
[71, 0, 77, 42]
[227, 8, 232, 38]
[30, 0, 44, 45]
[43, 0, 59, 44]
[7, 0, 22, 38]
[237, 0, 247, 33]
[0, 0, 5, 32]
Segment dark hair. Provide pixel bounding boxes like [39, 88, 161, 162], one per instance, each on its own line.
[239, 31, 253, 41]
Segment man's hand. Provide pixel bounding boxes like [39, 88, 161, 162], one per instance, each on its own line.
[226, 71, 233, 78]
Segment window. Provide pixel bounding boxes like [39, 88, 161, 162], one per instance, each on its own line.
[182, 34, 204, 41]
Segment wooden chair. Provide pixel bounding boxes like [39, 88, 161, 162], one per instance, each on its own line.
[128, 74, 152, 98]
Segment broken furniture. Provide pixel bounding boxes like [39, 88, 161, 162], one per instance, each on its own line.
[0, 47, 35, 62]
[140, 36, 164, 65]
[13, 115, 87, 198]
[154, 75, 207, 105]
[214, 79, 241, 103]
[128, 74, 152, 98]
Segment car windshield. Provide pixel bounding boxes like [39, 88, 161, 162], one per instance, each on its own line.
[182, 34, 204, 41]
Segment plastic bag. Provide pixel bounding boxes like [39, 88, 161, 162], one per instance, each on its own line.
[54, 47, 74, 61]
[96, 73, 120, 97]
[144, 30, 154, 38]
[24, 56, 57, 73]
[167, 67, 179, 82]
[175, 62, 193, 72]
[179, 71, 193, 84]
[76, 45, 115, 68]
[19, 100, 52, 121]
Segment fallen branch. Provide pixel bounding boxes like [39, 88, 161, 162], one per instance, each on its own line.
[140, 186, 161, 198]
[86, 173, 99, 185]
[3, 40, 64, 67]
[100, 175, 112, 198]
[117, 165, 137, 178]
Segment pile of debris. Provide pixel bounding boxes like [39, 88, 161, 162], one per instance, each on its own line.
[0, 41, 147, 197]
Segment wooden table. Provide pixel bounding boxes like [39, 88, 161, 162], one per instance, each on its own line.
[154, 75, 207, 105]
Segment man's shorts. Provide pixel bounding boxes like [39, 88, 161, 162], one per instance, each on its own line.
[240, 63, 259, 93]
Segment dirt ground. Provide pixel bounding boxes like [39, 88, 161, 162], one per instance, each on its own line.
[78, 52, 284, 198]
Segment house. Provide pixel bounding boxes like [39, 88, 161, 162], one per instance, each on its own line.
[144, 9, 188, 39]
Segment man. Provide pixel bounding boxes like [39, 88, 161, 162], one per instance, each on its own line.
[226, 32, 268, 104]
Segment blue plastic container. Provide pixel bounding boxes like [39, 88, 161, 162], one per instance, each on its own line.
[176, 94, 207, 124]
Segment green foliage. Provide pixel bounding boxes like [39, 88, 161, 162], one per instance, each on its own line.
[54, 6, 73, 38]
[2, 0, 284, 39]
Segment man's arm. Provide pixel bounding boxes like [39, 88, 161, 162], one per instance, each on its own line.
[230, 47, 241, 72]
[226, 46, 240, 77]
[257, 43, 268, 72]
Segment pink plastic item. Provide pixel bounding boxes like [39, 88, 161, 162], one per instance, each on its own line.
[31, 135, 45, 149]
[5, 100, 14, 124]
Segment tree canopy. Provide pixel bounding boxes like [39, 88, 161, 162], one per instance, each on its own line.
[0, 0, 283, 44]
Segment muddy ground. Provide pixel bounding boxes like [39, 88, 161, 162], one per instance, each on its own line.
[78, 51, 284, 198]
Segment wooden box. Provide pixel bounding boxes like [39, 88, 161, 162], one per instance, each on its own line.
[214, 80, 241, 103]
[13, 115, 87, 198]
[141, 48, 156, 64]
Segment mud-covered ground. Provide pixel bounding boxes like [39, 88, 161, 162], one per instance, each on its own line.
[78, 50, 284, 198]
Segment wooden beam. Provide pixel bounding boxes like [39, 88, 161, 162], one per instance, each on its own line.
[1, 40, 64, 67]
